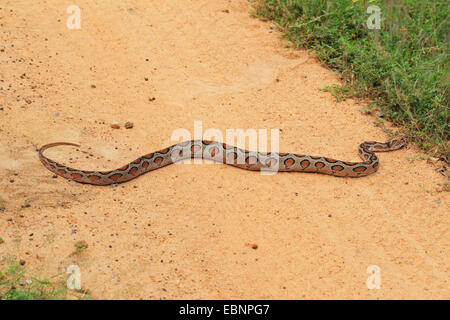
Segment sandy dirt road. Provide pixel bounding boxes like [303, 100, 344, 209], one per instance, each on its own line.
[0, 0, 448, 299]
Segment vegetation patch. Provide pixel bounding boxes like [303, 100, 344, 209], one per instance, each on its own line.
[0, 261, 90, 300]
[252, 0, 449, 162]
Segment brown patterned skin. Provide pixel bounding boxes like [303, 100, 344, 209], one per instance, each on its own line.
[39, 136, 408, 185]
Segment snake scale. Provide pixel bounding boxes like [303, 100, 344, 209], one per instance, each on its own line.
[39, 136, 408, 185]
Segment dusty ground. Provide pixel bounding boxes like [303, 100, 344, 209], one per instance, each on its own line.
[0, 0, 448, 299]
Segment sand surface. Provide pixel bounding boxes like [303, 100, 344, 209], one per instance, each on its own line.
[0, 0, 448, 299]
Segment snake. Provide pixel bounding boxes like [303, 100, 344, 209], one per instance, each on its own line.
[38, 136, 408, 185]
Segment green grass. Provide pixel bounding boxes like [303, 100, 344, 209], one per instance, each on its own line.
[74, 240, 88, 253]
[252, 0, 449, 162]
[0, 262, 90, 300]
[0, 262, 66, 300]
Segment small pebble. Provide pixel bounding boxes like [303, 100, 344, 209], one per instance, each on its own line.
[19, 259, 26, 266]
[90, 84, 96, 88]
[251, 244, 258, 250]
[377, 111, 385, 118]
[110, 121, 120, 129]
[125, 121, 134, 129]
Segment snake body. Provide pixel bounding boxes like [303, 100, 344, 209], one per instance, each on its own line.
[39, 136, 407, 185]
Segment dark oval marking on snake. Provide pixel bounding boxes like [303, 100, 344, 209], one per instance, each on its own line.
[226, 152, 238, 161]
[300, 160, 310, 169]
[210, 147, 219, 157]
[265, 158, 277, 167]
[353, 166, 368, 173]
[108, 173, 122, 181]
[88, 175, 101, 181]
[315, 162, 325, 169]
[171, 149, 183, 158]
[142, 153, 154, 159]
[246, 156, 258, 165]
[284, 158, 295, 167]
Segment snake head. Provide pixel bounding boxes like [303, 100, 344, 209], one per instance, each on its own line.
[389, 135, 408, 150]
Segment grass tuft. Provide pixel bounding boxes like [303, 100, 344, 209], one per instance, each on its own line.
[253, 0, 449, 162]
[0, 261, 91, 300]
[0, 263, 66, 300]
